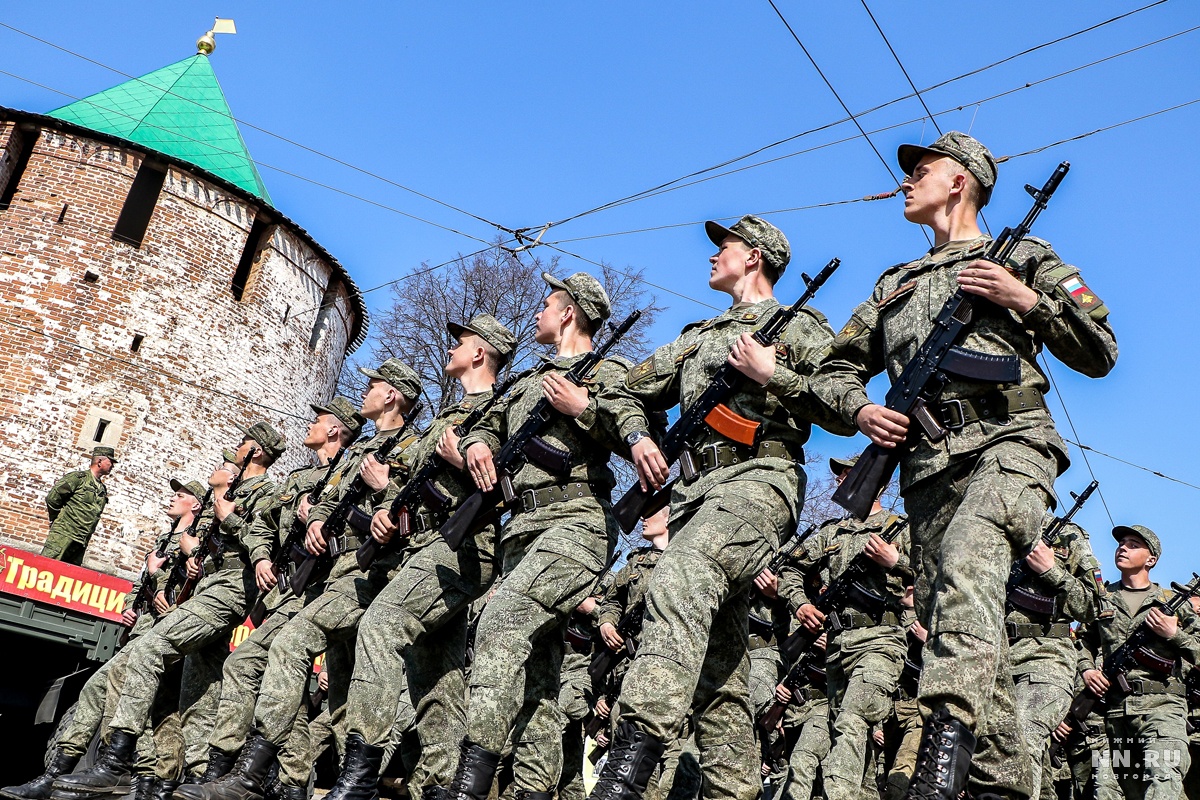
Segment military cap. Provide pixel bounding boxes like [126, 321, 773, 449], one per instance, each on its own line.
[169, 478, 206, 499]
[92, 445, 118, 463]
[542, 272, 612, 325]
[705, 215, 791, 276]
[447, 314, 517, 358]
[221, 448, 239, 465]
[311, 396, 366, 440]
[359, 359, 422, 401]
[829, 455, 858, 475]
[897, 131, 998, 206]
[1112, 524, 1162, 559]
[237, 421, 287, 462]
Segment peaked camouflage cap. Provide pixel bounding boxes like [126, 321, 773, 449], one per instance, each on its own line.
[169, 478, 207, 499]
[236, 421, 287, 461]
[359, 358, 422, 401]
[829, 455, 859, 475]
[705, 215, 791, 275]
[542, 272, 612, 325]
[311, 396, 366, 440]
[221, 448, 239, 465]
[898, 131, 998, 205]
[1112, 524, 1162, 559]
[91, 445, 118, 462]
[447, 314, 517, 357]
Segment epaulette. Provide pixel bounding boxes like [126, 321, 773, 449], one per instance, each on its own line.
[680, 317, 715, 335]
[604, 354, 635, 370]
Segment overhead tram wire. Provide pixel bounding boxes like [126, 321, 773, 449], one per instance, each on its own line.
[1039, 355, 1116, 527]
[0, 21, 511, 236]
[536, 0, 1170, 231]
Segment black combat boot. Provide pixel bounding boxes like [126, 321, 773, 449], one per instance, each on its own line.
[0, 749, 81, 800]
[271, 787, 304, 800]
[197, 735, 279, 800]
[440, 740, 502, 800]
[903, 708, 976, 800]
[587, 722, 666, 800]
[51, 730, 137, 799]
[421, 787, 444, 800]
[171, 748, 238, 800]
[115, 777, 158, 800]
[324, 734, 386, 800]
[150, 781, 178, 800]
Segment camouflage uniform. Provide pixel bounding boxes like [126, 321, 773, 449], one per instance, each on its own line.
[1077, 577, 1200, 800]
[607, 218, 848, 800]
[43, 468, 109, 564]
[1186, 666, 1200, 800]
[555, 651, 592, 800]
[777, 510, 911, 800]
[777, 661, 830, 800]
[457, 344, 630, 794]
[1006, 515, 1102, 800]
[814, 198, 1118, 796]
[344, 388, 502, 789]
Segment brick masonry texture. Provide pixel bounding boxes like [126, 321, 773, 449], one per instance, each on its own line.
[0, 119, 363, 579]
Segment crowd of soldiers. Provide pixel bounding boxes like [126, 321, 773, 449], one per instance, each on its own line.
[3, 130, 1194, 800]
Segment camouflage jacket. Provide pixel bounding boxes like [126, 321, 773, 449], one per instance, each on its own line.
[813, 236, 1117, 491]
[596, 545, 662, 630]
[778, 510, 911, 620]
[611, 298, 851, 520]
[210, 473, 276, 571]
[45, 470, 108, 544]
[243, 462, 331, 566]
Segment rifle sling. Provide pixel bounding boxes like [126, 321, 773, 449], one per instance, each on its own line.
[684, 439, 802, 482]
[936, 388, 1046, 431]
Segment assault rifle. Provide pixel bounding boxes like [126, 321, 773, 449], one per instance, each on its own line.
[247, 447, 347, 626]
[588, 600, 646, 684]
[118, 529, 174, 647]
[289, 412, 419, 595]
[439, 308, 643, 551]
[163, 487, 213, 605]
[356, 373, 519, 570]
[778, 516, 908, 663]
[612, 259, 841, 533]
[175, 448, 258, 605]
[833, 163, 1071, 520]
[757, 647, 828, 733]
[1006, 480, 1098, 616]
[1050, 572, 1200, 766]
[759, 524, 818, 586]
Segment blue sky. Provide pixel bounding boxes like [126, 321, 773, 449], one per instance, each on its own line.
[3, 1, 1198, 585]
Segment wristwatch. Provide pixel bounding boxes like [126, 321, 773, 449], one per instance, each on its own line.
[625, 431, 650, 448]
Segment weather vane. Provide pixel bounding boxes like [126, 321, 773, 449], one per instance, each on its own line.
[196, 17, 237, 55]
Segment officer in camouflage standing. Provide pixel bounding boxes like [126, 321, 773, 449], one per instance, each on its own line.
[777, 456, 910, 800]
[178, 398, 364, 792]
[322, 315, 516, 800]
[198, 360, 421, 800]
[1076, 525, 1200, 800]
[1006, 509, 1103, 800]
[812, 131, 1118, 800]
[437, 272, 633, 800]
[43, 445, 116, 565]
[590, 215, 852, 800]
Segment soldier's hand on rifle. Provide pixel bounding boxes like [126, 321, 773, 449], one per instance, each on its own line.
[595, 731, 609, 748]
[437, 427, 465, 469]
[796, 602, 826, 633]
[774, 683, 793, 704]
[305, 520, 329, 556]
[864, 533, 900, 569]
[595, 697, 611, 718]
[213, 494, 236, 521]
[370, 508, 398, 544]
[600, 622, 624, 651]
[1083, 668, 1110, 697]
[298, 495, 314, 523]
[359, 455, 391, 492]
[856, 404, 909, 448]
[814, 632, 828, 650]
[1147, 606, 1179, 638]
[631, 438, 669, 492]
[466, 443, 497, 492]
[754, 569, 778, 599]
[1052, 720, 1073, 742]
[872, 729, 886, 747]
[1025, 540, 1056, 575]
[185, 557, 202, 581]
[153, 591, 170, 615]
[318, 669, 329, 692]
[121, 608, 137, 627]
[543, 372, 589, 417]
[147, 550, 168, 573]
[957, 260, 1038, 314]
[909, 619, 928, 643]
[255, 560, 278, 592]
[728, 332, 776, 385]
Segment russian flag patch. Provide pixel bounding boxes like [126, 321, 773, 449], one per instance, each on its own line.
[1059, 275, 1101, 311]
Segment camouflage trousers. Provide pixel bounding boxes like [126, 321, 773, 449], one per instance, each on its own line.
[346, 535, 493, 788]
[102, 639, 185, 779]
[57, 656, 112, 757]
[1185, 736, 1200, 800]
[748, 642, 784, 722]
[41, 531, 88, 566]
[824, 625, 905, 800]
[467, 511, 612, 793]
[616, 480, 787, 800]
[1013, 668, 1073, 800]
[882, 696, 921, 800]
[557, 651, 592, 800]
[778, 693, 830, 800]
[1065, 715, 1114, 800]
[653, 731, 702, 800]
[1102, 700, 1191, 800]
[905, 440, 1057, 800]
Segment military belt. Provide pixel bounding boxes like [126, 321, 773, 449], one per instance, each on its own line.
[685, 439, 801, 481]
[515, 482, 598, 515]
[937, 387, 1046, 431]
[1006, 621, 1073, 640]
[828, 608, 901, 631]
[1123, 678, 1185, 697]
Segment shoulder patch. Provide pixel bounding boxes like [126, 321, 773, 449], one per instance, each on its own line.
[1056, 274, 1107, 318]
[627, 356, 655, 386]
[834, 314, 869, 347]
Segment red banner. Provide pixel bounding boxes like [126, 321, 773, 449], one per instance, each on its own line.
[0, 546, 132, 623]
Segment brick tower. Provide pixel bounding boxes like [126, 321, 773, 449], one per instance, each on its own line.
[0, 39, 369, 577]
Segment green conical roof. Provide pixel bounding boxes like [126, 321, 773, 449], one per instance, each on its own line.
[48, 55, 271, 203]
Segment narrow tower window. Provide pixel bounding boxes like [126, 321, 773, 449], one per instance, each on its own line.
[232, 216, 271, 301]
[308, 285, 337, 351]
[0, 128, 40, 211]
[112, 162, 166, 247]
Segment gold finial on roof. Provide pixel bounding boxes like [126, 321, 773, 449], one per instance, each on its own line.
[196, 17, 237, 56]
